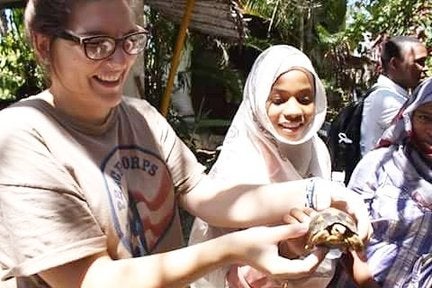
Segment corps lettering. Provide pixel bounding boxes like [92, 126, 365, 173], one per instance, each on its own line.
[110, 155, 158, 185]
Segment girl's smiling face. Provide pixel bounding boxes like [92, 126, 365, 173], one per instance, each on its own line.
[266, 69, 315, 141]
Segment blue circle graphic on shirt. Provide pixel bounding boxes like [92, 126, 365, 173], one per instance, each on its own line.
[101, 145, 176, 256]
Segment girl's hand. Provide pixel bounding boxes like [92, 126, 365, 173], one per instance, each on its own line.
[279, 207, 317, 258]
[305, 178, 373, 244]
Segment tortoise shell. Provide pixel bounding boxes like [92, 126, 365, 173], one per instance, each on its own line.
[304, 207, 364, 252]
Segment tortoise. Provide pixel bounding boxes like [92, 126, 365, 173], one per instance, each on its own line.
[304, 207, 364, 252]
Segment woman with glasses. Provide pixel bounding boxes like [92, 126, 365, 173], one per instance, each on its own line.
[333, 77, 432, 288]
[0, 1, 372, 287]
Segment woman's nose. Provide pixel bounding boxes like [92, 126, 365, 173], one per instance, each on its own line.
[109, 44, 128, 65]
[282, 98, 303, 117]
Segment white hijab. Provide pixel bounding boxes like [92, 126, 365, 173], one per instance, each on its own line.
[190, 45, 333, 288]
[209, 44, 330, 184]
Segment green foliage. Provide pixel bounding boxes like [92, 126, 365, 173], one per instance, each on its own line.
[190, 35, 245, 105]
[143, 9, 178, 108]
[335, 0, 432, 104]
[2, 1, 431, 126]
[0, 9, 43, 101]
[346, 0, 432, 46]
[320, 0, 347, 33]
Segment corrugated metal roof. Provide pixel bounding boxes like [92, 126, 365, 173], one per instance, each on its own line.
[0, 0, 246, 39]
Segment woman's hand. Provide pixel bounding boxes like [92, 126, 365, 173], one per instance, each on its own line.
[225, 223, 328, 281]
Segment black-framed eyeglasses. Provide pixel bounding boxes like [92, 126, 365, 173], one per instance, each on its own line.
[57, 27, 149, 60]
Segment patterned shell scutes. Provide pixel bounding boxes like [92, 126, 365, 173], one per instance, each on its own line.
[305, 207, 364, 252]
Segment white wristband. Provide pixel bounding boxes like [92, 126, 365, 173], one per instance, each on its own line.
[305, 177, 332, 211]
[305, 178, 317, 209]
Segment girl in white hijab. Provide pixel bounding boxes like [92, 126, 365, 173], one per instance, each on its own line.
[189, 45, 332, 287]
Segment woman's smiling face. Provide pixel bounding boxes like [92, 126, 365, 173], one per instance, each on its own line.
[46, 0, 138, 123]
[266, 69, 315, 141]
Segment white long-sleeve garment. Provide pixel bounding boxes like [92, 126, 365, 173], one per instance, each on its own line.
[360, 74, 409, 155]
[189, 45, 332, 288]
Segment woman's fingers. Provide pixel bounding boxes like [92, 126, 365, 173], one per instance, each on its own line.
[234, 224, 329, 281]
[266, 247, 328, 280]
[267, 223, 309, 240]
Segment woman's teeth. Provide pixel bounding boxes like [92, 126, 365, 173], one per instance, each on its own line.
[97, 74, 121, 82]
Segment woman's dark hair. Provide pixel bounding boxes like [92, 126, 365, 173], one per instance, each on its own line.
[24, 0, 135, 41]
[24, 0, 75, 43]
[24, 0, 135, 77]
[23, 0, 77, 83]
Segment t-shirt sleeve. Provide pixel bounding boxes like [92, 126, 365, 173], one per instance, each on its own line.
[0, 122, 106, 280]
[129, 99, 206, 195]
[161, 127, 206, 195]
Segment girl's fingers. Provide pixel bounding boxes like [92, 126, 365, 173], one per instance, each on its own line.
[283, 214, 300, 224]
[290, 208, 311, 224]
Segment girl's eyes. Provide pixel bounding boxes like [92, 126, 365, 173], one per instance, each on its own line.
[298, 95, 313, 105]
[268, 95, 313, 105]
[270, 97, 284, 105]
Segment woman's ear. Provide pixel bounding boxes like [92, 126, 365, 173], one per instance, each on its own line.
[32, 32, 51, 64]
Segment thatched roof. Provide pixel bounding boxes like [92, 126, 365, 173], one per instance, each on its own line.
[146, 0, 245, 40]
[0, 0, 245, 39]
[0, 0, 23, 9]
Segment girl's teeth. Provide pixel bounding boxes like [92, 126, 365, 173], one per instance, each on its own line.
[98, 75, 120, 82]
[282, 123, 301, 128]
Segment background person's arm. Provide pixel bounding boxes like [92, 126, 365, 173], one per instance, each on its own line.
[340, 251, 380, 288]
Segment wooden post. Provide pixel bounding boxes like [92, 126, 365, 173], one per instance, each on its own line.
[160, 0, 196, 117]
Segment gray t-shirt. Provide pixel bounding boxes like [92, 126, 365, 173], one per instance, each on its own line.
[0, 92, 205, 287]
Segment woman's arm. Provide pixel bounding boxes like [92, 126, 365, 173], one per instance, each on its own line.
[182, 177, 372, 243]
[182, 179, 309, 227]
[39, 224, 327, 288]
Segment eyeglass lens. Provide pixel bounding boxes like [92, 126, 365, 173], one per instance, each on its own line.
[84, 32, 147, 60]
